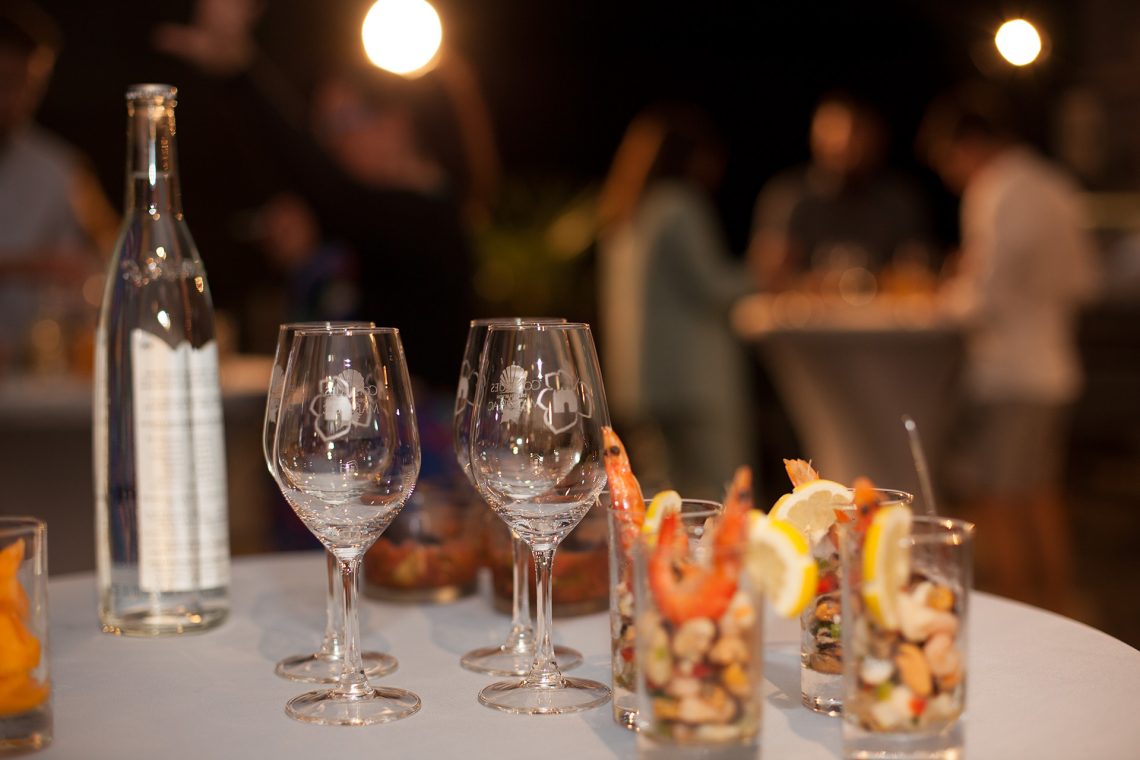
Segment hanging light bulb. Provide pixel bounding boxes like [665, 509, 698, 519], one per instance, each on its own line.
[995, 19, 1042, 67]
[361, 0, 443, 77]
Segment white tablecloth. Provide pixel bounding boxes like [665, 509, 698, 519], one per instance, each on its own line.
[40, 553, 1140, 759]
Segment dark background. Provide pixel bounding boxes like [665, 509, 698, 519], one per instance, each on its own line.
[27, 1, 1140, 648]
[34, 1, 1080, 259]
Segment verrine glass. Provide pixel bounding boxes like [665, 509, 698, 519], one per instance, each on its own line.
[632, 495, 764, 755]
[606, 494, 721, 730]
[468, 323, 610, 714]
[263, 321, 396, 683]
[0, 517, 50, 751]
[801, 488, 913, 715]
[273, 326, 420, 725]
[840, 515, 972, 760]
[453, 317, 581, 676]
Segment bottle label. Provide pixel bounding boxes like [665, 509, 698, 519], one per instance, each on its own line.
[131, 330, 230, 592]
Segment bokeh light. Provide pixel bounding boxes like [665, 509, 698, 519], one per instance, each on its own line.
[361, 0, 443, 77]
[995, 19, 1042, 67]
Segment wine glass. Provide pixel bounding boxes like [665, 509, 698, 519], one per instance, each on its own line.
[469, 322, 611, 714]
[264, 322, 398, 683]
[273, 326, 421, 725]
[454, 318, 582, 676]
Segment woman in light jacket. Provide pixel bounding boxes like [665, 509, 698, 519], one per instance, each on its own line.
[597, 104, 755, 500]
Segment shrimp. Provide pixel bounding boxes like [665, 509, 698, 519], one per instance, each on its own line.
[835, 476, 883, 537]
[716, 465, 752, 550]
[602, 427, 645, 526]
[783, 458, 820, 489]
[649, 467, 753, 625]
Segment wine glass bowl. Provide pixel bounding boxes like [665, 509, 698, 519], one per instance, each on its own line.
[469, 322, 611, 714]
[273, 326, 421, 725]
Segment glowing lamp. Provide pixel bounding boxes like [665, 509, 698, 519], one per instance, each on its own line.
[995, 19, 1042, 67]
[361, 0, 443, 77]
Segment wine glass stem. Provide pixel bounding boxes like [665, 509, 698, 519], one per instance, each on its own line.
[321, 550, 344, 659]
[507, 531, 533, 650]
[334, 555, 370, 695]
[527, 546, 562, 687]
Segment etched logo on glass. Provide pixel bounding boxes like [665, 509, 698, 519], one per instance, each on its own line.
[536, 370, 594, 434]
[487, 364, 594, 432]
[310, 369, 375, 442]
[492, 364, 528, 423]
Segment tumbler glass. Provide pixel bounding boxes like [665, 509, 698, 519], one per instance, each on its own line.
[840, 515, 973, 760]
[0, 517, 50, 751]
[801, 488, 912, 715]
[606, 494, 721, 731]
[632, 516, 763, 756]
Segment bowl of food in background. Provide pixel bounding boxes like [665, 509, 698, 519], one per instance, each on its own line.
[364, 483, 482, 603]
[484, 496, 609, 617]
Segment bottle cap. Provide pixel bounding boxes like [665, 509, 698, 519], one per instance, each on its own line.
[126, 83, 178, 102]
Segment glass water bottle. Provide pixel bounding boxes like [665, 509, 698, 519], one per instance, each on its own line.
[93, 84, 230, 636]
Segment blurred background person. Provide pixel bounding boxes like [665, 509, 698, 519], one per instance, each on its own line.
[154, 0, 498, 393]
[0, 0, 116, 374]
[155, 0, 502, 548]
[303, 62, 475, 390]
[748, 92, 934, 295]
[252, 191, 360, 323]
[919, 83, 1102, 614]
[597, 103, 755, 500]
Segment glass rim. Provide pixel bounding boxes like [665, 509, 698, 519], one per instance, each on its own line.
[843, 487, 914, 504]
[906, 515, 976, 544]
[468, 317, 567, 327]
[279, 320, 376, 331]
[291, 325, 401, 337]
[0, 516, 46, 537]
[598, 490, 722, 519]
[484, 321, 591, 333]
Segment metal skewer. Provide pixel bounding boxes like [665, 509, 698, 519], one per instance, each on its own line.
[902, 415, 938, 516]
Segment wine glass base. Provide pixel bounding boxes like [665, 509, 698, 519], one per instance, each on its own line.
[460, 644, 582, 677]
[285, 686, 421, 726]
[478, 676, 610, 715]
[275, 651, 398, 684]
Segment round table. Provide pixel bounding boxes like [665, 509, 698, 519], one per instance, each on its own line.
[733, 293, 964, 498]
[40, 553, 1140, 759]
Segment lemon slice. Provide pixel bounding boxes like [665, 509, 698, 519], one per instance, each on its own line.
[861, 504, 913, 630]
[746, 513, 818, 618]
[769, 479, 850, 545]
[641, 490, 681, 546]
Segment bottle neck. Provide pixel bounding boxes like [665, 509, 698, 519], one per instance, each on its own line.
[124, 96, 183, 217]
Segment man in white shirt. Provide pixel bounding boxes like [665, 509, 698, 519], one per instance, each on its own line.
[919, 84, 1101, 611]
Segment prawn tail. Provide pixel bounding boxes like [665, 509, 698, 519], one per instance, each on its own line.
[851, 476, 883, 536]
[718, 466, 754, 546]
[602, 426, 646, 523]
[783, 458, 820, 489]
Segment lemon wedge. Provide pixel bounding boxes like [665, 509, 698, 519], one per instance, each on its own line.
[641, 490, 682, 546]
[769, 478, 850, 545]
[746, 513, 818, 618]
[861, 504, 913, 631]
